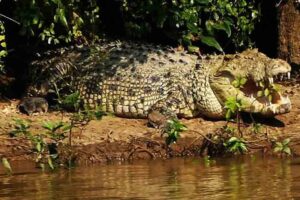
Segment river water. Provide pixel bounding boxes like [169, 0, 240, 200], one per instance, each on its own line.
[1, 157, 300, 200]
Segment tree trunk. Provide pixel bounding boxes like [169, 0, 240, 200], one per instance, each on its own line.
[278, 0, 300, 65]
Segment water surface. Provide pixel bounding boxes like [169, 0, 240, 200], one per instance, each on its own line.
[1, 157, 300, 199]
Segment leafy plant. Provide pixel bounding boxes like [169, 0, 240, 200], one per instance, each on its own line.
[42, 121, 70, 142]
[164, 119, 187, 145]
[121, 0, 260, 52]
[274, 138, 292, 156]
[224, 136, 247, 154]
[9, 119, 31, 137]
[60, 91, 81, 111]
[0, 20, 7, 73]
[14, 0, 100, 45]
[224, 97, 243, 120]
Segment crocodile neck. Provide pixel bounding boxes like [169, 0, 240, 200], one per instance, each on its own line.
[192, 56, 225, 118]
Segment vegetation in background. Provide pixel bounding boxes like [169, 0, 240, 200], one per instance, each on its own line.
[14, 0, 100, 45]
[121, 0, 260, 51]
[0, 20, 7, 73]
[9, 118, 71, 170]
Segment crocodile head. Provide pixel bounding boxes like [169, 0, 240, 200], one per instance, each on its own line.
[210, 49, 292, 117]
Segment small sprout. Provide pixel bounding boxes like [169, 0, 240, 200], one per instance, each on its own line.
[224, 97, 243, 120]
[251, 123, 262, 134]
[9, 119, 31, 137]
[224, 137, 247, 154]
[274, 138, 291, 156]
[164, 119, 187, 145]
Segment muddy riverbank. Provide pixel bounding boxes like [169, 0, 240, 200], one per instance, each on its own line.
[1, 80, 300, 166]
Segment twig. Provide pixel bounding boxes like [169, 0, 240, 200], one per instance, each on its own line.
[0, 14, 20, 25]
[189, 130, 218, 144]
[276, 0, 283, 7]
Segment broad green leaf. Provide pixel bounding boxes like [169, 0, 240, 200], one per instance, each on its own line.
[228, 137, 238, 143]
[257, 91, 263, 97]
[232, 80, 239, 88]
[259, 81, 264, 88]
[268, 95, 272, 102]
[48, 157, 54, 170]
[36, 142, 42, 152]
[2, 157, 12, 174]
[0, 35, 5, 41]
[225, 110, 231, 119]
[240, 77, 247, 85]
[212, 22, 231, 37]
[200, 36, 223, 52]
[48, 37, 52, 44]
[283, 147, 291, 155]
[264, 88, 270, 96]
[240, 143, 248, 152]
[274, 146, 282, 153]
[32, 16, 39, 25]
[0, 50, 7, 57]
[188, 45, 200, 53]
[275, 142, 283, 148]
[283, 138, 291, 146]
[59, 9, 68, 28]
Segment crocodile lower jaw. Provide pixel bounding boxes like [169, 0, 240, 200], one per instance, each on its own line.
[240, 75, 291, 116]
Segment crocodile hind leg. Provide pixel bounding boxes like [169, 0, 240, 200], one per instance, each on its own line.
[148, 101, 178, 128]
[147, 90, 188, 128]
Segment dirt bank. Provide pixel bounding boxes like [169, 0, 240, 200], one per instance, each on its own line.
[1, 80, 300, 166]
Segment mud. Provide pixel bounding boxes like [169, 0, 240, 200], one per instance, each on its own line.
[1, 80, 300, 165]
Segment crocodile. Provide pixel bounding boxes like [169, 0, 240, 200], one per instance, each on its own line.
[27, 40, 292, 121]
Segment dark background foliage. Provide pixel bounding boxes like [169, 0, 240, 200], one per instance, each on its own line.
[0, 0, 279, 97]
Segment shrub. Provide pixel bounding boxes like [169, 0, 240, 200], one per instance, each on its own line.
[121, 0, 260, 52]
[14, 0, 100, 45]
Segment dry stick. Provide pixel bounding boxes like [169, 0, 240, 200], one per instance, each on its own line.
[0, 14, 20, 25]
[189, 130, 218, 144]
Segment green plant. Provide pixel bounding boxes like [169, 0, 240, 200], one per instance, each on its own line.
[164, 119, 187, 145]
[122, 0, 260, 52]
[8, 119, 71, 170]
[224, 136, 247, 154]
[9, 119, 31, 137]
[1, 157, 12, 175]
[14, 0, 100, 45]
[274, 138, 291, 156]
[0, 20, 7, 73]
[251, 122, 262, 134]
[60, 91, 81, 111]
[42, 121, 70, 142]
[257, 81, 281, 102]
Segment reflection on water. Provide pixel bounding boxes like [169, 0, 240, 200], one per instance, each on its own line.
[0, 157, 300, 199]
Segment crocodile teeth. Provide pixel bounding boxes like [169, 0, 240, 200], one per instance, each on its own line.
[268, 77, 274, 84]
[288, 72, 291, 79]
